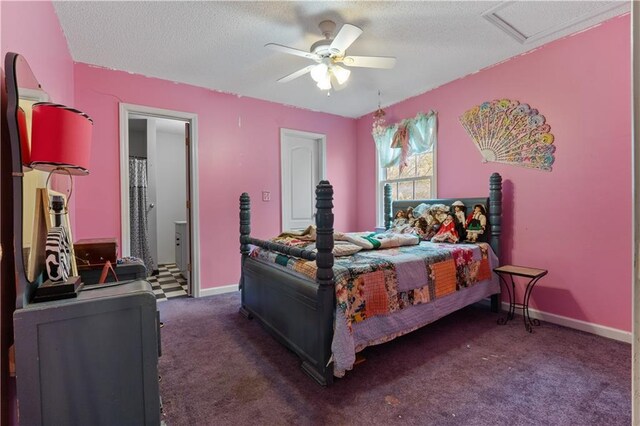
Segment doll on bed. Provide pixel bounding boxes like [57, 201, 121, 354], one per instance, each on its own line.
[406, 206, 417, 226]
[451, 200, 467, 241]
[429, 204, 450, 224]
[391, 210, 413, 233]
[413, 217, 438, 240]
[393, 210, 407, 227]
[430, 213, 459, 243]
[465, 204, 487, 242]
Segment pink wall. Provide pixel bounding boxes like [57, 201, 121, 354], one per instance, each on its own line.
[1, 0, 74, 105]
[72, 64, 358, 289]
[1, 0, 76, 226]
[356, 15, 632, 331]
[1, 1, 74, 423]
[2, 1, 630, 331]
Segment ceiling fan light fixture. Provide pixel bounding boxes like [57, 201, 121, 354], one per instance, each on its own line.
[331, 65, 350, 85]
[316, 74, 332, 90]
[329, 73, 347, 91]
[267, 20, 395, 91]
[310, 63, 328, 83]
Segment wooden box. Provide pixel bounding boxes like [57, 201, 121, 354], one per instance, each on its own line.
[78, 263, 147, 285]
[74, 238, 118, 270]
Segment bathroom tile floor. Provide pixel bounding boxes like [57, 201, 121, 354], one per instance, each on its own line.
[148, 263, 189, 302]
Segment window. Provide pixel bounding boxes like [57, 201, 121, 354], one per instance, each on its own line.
[383, 152, 435, 201]
[373, 111, 437, 226]
[377, 148, 437, 227]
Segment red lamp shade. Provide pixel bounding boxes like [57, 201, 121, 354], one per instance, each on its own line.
[17, 106, 31, 167]
[30, 102, 93, 175]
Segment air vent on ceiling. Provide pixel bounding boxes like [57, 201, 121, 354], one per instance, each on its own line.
[482, 1, 628, 44]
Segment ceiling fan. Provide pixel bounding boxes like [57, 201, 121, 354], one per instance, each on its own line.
[266, 20, 397, 91]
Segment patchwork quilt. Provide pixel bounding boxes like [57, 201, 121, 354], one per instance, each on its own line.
[342, 232, 420, 250]
[250, 240, 497, 377]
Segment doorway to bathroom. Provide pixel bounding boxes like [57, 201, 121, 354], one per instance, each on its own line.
[119, 104, 201, 299]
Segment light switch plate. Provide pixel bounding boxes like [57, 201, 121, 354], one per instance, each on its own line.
[262, 191, 271, 202]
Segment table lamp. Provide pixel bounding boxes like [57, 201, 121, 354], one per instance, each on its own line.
[29, 102, 92, 285]
[30, 102, 91, 175]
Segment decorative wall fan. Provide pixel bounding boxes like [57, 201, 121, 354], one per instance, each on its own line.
[266, 20, 397, 91]
[459, 99, 556, 172]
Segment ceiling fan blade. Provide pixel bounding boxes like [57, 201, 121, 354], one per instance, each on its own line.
[277, 65, 316, 83]
[341, 55, 397, 69]
[265, 43, 319, 60]
[329, 24, 363, 53]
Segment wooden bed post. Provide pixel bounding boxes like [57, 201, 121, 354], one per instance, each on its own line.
[489, 172, 502, 313]
[300, 180, 335, 386]
[239, 192, 252, 318]
[239, 192, 251, 256]
[315, 181, 334, 286]
[488, 173, 502, 258]
[384, 183, 392, 230]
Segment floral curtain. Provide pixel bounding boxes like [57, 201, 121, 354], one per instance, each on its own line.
[129, 157, 155, 276]
[374, 111, 437, 169]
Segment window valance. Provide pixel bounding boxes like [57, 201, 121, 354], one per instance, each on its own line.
[373, 111, 437, 169]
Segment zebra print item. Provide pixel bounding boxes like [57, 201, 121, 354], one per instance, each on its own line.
[45, 226, 71, 282]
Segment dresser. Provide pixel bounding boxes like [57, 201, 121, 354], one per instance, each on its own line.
[13, 280, 161, 425]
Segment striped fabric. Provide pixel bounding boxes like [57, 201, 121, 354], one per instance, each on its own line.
[477, 258, 492, 282]
[431, 259, 457, 298]
[292, 259, 318, 277]
[362, 270, 389, 317]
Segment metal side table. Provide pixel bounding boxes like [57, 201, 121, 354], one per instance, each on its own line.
[494, 265, 548, 333]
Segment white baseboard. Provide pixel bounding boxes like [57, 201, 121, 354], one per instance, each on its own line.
[198, 284, 239, 298]
[501, 302, 632, 344]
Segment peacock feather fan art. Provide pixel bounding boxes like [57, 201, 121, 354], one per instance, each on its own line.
[459, 99, 555, 171]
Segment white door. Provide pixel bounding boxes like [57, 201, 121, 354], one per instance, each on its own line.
[280, 129, 326, 231]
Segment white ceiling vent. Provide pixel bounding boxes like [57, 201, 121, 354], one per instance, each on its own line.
[482, 1, 629, 44]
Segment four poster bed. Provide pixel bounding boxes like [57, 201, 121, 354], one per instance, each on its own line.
[239, 173, 503, 386]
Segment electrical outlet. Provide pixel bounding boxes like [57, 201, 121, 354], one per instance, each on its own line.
[262, 191, 271, 202]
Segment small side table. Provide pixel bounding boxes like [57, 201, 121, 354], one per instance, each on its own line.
[494, 265, 548, 333]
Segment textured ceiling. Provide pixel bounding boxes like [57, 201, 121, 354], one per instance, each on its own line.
[54, 1, 629, 118]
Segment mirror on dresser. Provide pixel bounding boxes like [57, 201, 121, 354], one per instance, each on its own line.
[4, 52, 54, 310]
[4, 52, 83, 312]
[1, 51, 48, 426]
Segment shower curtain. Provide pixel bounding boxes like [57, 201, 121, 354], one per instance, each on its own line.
[129, 157, 155, 276]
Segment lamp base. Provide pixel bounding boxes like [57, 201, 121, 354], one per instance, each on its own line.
[32, 276, 83, 303]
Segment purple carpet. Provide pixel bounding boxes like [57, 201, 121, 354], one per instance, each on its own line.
[158, 293, 630, 425]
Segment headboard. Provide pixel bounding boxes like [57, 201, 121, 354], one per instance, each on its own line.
[383, 173, 502, 259]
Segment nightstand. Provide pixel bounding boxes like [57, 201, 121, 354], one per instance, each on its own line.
[494, 265, 548, 333]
